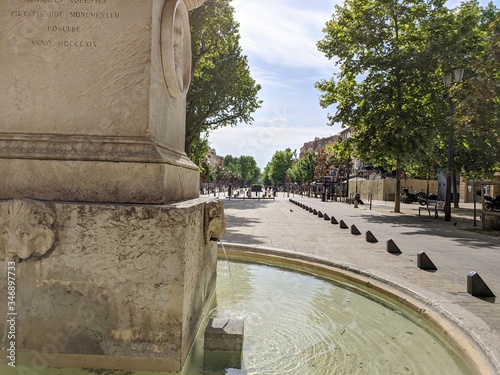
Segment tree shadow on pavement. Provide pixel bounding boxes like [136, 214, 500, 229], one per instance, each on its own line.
[222, 212, 268, 246]
[356, 213, 500, 250]
[223, 198, 276, 210]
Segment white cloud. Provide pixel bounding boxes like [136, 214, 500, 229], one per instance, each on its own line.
[232, 0, 335, 70]
[206, 0, 343, 168]
[208, 105, 341, 169]
[209, 124, 327, 169]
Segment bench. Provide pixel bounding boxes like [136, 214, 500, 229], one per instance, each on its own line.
[418, 200, 445, 219]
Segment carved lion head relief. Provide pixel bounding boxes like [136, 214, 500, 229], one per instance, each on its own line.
[204, 200, 226, 243]
[0, 199, 56, 261]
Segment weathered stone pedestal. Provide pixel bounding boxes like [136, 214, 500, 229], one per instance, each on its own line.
[1, 198, 224, 372]
[0, 0, 200, 204]
[0, 0, 220, 372]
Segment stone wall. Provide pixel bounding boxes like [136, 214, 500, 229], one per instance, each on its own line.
[349, 178, 440, 201]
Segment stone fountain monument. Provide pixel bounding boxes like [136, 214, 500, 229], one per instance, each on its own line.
[0, 0, 225, 372]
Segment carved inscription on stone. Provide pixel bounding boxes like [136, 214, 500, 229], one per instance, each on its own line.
[0, 199, 57, 261]
[1, 1, 148, 136]
[6, 1, 121, 51]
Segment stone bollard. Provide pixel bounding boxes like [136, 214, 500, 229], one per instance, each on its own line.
[386, 239, 402, 254]
[366, 230, 378, 243]
[351, 225, 361, 235]
[417, 251, 437, 271]
[467, 271, 495, 298]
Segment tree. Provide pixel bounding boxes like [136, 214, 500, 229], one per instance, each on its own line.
[189, 136, 212, 186]
[266, 148, 295, 186]
[314, 146, 333, 181]
[222, 154, 260, 186]
[316, 0, 449, 212]
[289, 150, 315, 185]
[452, 4, 500, 181]
[238, 155, 260, 186]
[262, 164, 272, 186]
[329, 139, 354, 197]
[187, 0, 262, 157]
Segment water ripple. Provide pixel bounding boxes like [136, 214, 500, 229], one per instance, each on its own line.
[210, 261, 473, 375]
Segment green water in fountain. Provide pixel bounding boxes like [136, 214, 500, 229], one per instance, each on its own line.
[1, 260, 475, 375]
[206, 260, 474, 375]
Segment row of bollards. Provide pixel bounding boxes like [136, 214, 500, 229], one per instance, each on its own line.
[289, 199, 496, 299]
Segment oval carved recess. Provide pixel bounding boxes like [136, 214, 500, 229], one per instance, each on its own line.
[161, 0, 192, 98]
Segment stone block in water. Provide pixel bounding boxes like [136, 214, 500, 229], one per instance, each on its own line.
[204, 318, 244, 370]
[205, 318, 244, 351]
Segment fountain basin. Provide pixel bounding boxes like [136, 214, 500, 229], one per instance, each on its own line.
[1, 243, 495, 374]
[213, 244, 495, 375]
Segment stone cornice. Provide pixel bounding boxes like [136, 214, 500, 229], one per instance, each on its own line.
[0, 133, 198, 170]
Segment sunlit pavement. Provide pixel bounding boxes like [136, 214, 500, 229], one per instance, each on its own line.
[213, 193, 500, 372]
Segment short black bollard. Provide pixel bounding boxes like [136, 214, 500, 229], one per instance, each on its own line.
[467, 271, 495, 298]
[386, 239, 402, 254]
[366, 231, 378, 243]
[417, 251, 437, 271]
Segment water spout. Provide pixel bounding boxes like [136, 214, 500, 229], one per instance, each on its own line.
[217, 240, 236, 307]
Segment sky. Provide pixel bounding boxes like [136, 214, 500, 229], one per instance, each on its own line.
[206, 0, 499, 170]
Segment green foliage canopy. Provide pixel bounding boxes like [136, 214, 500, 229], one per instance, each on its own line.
[452, 4, 500, 180]
[264, 148, 295, 186]
[316, 0, 447, 172]
[288, 150, 316, 184]
[187, 0, 262, 157]
[316, 0, 500, 210]
[222, 154, 260, 185]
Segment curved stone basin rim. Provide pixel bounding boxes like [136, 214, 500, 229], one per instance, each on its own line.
[218, 242, 497, 375]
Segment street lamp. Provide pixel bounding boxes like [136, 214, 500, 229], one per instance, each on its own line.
[443, 68, 464, 222]
[355, 166, 358, 194]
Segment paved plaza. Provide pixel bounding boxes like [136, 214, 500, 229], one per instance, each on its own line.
[213, 193, 500, 372]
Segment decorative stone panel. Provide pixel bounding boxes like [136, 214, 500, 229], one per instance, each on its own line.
[0, 199, 56, 261]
